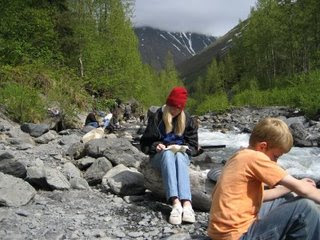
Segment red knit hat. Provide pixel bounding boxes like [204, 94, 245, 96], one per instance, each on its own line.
[166, 87, 188, 110]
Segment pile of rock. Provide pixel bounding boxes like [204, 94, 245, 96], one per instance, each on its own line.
[0, 114, 212, 239]
[1, 106, 319, 239]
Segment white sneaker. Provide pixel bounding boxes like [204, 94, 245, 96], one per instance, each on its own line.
[169, 204, 183, 225]
[182, 206, 195, 223]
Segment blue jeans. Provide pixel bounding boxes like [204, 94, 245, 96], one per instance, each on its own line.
[151, 150, 191, 201]
[240, 194, 320, 240]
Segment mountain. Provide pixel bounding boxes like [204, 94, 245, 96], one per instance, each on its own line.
[134, 27, 216, 70]
[176, 22, 245, 84]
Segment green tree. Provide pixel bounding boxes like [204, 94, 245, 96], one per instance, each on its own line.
[205, 58, 224, 94]
[158, 52, 184, 102]
[0, 0, 63, 66]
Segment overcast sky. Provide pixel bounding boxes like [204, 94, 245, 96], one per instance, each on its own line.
[133, 0, 257, 36]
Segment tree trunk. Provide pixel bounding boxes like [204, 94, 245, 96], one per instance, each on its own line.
[79, 55, 84, 77]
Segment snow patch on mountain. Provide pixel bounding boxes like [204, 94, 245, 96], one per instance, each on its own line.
[134, 26, 216, 69]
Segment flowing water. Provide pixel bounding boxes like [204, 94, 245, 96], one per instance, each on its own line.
[199, 128, 320, 181]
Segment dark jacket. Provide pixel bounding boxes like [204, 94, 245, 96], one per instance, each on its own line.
[85, 112, 99, 126]
[140, 108, 199, 156]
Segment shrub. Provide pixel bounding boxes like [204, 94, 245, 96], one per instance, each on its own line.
[0, 82, 46, 122]
[195, 93, 230, 115]
[231, 70, 320, 118]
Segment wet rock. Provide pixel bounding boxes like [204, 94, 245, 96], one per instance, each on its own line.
[290, 122, 313, 147]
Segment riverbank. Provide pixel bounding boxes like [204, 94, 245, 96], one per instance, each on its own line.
[1, 106, 319, 239]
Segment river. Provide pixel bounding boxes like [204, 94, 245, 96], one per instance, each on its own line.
[199, 128, 320, 181]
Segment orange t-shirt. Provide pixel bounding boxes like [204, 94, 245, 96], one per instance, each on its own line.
[207, 149, 287, 240]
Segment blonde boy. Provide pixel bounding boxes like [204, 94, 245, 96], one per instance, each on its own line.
[208, 117, 320, 240]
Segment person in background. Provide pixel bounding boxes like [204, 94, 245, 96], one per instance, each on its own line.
[140, 87, 199, 225]
[85, 112, 99, 128]
[208, 117, 320, 240]
[123, 103, 132, 121]
[102, 113, 113, 132]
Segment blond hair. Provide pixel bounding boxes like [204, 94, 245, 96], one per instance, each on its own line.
[162, 105, 186, 136]
[249, 117, 293, 153]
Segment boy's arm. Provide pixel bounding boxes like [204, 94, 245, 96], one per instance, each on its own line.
[279, 175, 320, 204]
[263, 185, 291, 202]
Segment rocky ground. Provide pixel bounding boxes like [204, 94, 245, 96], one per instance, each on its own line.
[0, 189, 210, 240]
[0, 110, 211, 240]
[1, 106, 320, 240]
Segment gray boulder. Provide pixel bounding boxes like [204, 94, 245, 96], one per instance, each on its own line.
[75, 156, 95, 170]
[102, 164, 145, 196]
[62, 162, 81, 180]
[34, 130, 58, 144]
[285, 116, 307, 127]
[58, 134, 82, 147]
[66, 142, 86, 160]
[290, 122, 314, 147]
[21, 123, 49, 137]
[0, 172, 36, 207]
[85, 138, 145, 168]
[26, 166, 70, 190]
[69, 177, 90, 190]
[84, 157, 113, 185]
[0, 151, 26, 178]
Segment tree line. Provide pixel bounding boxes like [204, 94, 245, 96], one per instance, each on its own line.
[0, 0, 182, 123]
[1, 0, 319, 122]
[190, 0, 320, 117]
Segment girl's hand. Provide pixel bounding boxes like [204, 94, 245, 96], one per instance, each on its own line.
[156, 143, 166, 152]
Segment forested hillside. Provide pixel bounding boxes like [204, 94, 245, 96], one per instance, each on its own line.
[1, 0, 320, 122]
[0, 0, 182, 123]
[187, 0, 320, 117]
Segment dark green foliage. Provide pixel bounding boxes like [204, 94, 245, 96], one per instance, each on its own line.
[232, 70, 320, 117]
[194, 93, 230, 115]
[0, 62, 90, 122]
[190, 0, 320, 117]
[157, 52, 184, 103]
[0, 0, 183, 122]
[0, 1, 64, 65]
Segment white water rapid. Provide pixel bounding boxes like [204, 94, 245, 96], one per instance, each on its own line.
[199, 128, 320, 181]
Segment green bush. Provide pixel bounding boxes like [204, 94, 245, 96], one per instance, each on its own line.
[45, 68, 90, 121]
[0, 63, 91, 124]
[231, 70, 320, 118]
[195, 93, 230, 115]
[94, 98, 117, 112]
[0, 82, 46, 122]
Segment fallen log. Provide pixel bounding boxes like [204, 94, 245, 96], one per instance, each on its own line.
[139, 159, 215, 212]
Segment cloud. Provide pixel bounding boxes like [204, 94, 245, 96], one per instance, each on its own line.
[132, 0, 257, 36]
